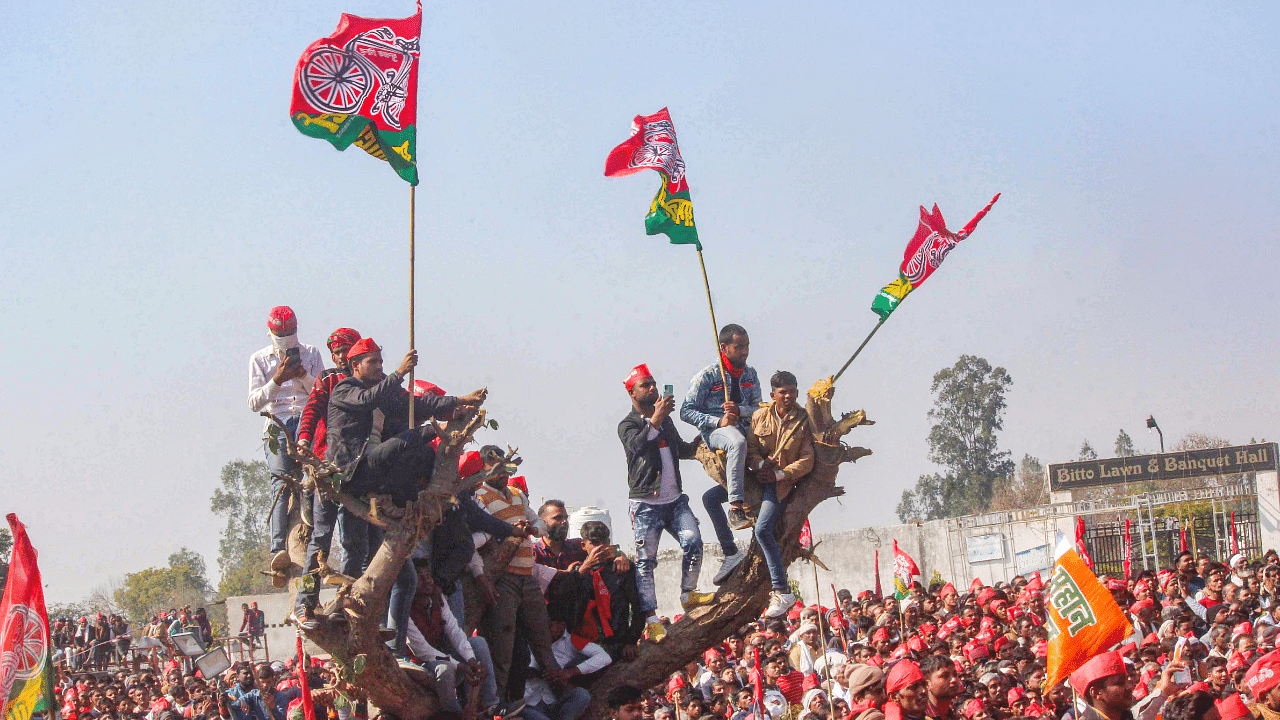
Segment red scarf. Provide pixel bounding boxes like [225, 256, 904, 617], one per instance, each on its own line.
[720, 351, 745, 379]
[589, 569, 614, 638]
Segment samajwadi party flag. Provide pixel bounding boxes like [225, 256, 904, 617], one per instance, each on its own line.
[290, 3, 422, 184]
[604, 108, 701, 250]
[871, 193, 1001, 320]
[0, 514, 56, 720]
[1043, 534, 1131, 692]
[892, 540, 919, 598]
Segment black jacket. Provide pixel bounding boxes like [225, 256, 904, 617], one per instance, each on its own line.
[618, 410, 695, 500]
[325, 370, 456, 468]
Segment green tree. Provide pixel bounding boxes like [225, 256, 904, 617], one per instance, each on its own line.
[1115, 429, 1137, 458]
[896, 355, 1015, 521]
[113, 548, 211, 621]
[210, 459, 277, 597]
[990, 454, 1047, 510]
[1078, 440, 1098, 460]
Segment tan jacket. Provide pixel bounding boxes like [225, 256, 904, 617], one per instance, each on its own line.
[747, 402, 815, 500]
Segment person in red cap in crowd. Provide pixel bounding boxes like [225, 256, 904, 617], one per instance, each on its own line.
[885, 659, 928, 720]
[939, 584, 960, 617]
[1071, 649, 1188, 720]
[1215, 693, 1250, 720]
[618, 363, 716, 641]
[1245, 651, 1280, 718]
[297, 337, 485, 656]
[247, 305, 325, 572]
[920, 654, 964, 720]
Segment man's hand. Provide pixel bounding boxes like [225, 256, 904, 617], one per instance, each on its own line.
[579, 545, 609, 575]
[462, 659, 486, 684]
[477, 575, 498, 607]
[613, 553, 632, 573]
[1156, 661, 1189, 697]
[719, 401, 739, 427]
[651, 395, 675, 426]
[510, 520, 532, 538]
[272, 356, 306, 385]
[456, 388, 487, 407]
[396, 349, 418, 376]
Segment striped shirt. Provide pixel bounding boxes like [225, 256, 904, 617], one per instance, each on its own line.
[475, 484, 538, 575]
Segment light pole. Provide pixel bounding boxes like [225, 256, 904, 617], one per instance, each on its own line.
[1146, 415, 1164, 453]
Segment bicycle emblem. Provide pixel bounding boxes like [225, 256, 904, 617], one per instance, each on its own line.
[300, 27, 419, 131]
[0, 605, 47, 718]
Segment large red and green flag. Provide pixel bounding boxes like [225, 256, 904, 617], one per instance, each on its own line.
[0, 514, 56, 720]
[604, 108, 700, 250]
[290, 3, 422, 185]
[892, 539, 919, 598]
[871, 193, 1000, 320]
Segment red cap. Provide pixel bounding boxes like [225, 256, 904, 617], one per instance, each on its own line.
[413, 380, 445, 398]
[961, 698, 986, 719]
[458, 450, 483, 479]
[886, 660, 923, 694]
[1141, 632, 1159, 647]
[872, 627, 890, 643]
[1129, 599, 1154, 614]
[268, 306, 297, 335]
[704, 648, 722, 663]
[507, 476, 528, 495]
[624, 364, 652, 391]
[970, 578, 985, 593]
[964, 641, 990, 663]
[1031, 640, 1048, 658]
[802, 673, 821, 692]
[1007, 688, 1027, 705]
[326, 328, 360, 351]
[346, 337, 380, 361]
[992, 636, 1012, 653]
[1023, 575, 1044, 593]
[977, 588, 998, 607]
[907, 636, 926, 653]
[1233, 621, 1254, 639]
[1217, 694, 1251, 720]
[1228, 651, 1249, 673]
[989, 598, 1008, 612]
[1068, 650, 1126, 697]
[941, 583, 957, 597]
[1247, 651, 1280, 697]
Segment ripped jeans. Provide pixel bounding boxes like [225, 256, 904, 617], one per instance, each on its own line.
[630, 494, 703, 615]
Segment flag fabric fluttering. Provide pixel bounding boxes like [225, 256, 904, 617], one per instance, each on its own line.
[0, 514, 57, 720]
[873, 549, 883, 600]
[799, 520, 813, 550]
[604, 108, 700, 250]
[1044, 534, 1132, 692]
[1180, 522, 1188, 553]
[290, 3, 422, 184]
[1122, 519, 1133, 582]
[893, 540, 920, 598]
[1075, 516, 1094, 570]
[871, 194, 1000, 320]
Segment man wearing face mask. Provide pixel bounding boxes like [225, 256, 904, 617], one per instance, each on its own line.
[247, 305, 325, 572]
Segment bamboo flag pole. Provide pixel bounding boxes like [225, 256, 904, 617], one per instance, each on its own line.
[696, 247, 731, 403]
[408, 185, 416, 428]
[832, 316, 886, 383]
[811, 560, 837, 720]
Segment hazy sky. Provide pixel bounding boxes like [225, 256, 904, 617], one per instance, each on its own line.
[4, 0, 1279, 602]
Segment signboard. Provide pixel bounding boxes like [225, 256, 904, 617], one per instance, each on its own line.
[1047, 442, 1277, 492]
[1016, 544, 1051, 576]
[966, 533, 1004, 563]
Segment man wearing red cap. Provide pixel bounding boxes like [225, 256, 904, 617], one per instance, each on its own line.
[619, 363, 716, 641]
[247, 305, 325, 571]
[1246, 650, 1280, 717]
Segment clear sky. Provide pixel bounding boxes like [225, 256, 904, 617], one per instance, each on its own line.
[4, 0, 1279, 602]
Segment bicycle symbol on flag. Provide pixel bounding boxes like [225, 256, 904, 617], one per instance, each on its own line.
[299, 27, 419, 131]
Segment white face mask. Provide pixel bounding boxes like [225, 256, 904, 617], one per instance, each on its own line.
[270, 331, 299, 357]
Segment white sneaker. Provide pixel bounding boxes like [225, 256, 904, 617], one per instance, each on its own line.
[713, 549, 748, 585]
[764, 591, 797, 619]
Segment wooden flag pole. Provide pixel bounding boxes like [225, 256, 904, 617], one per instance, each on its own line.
[832, 316, 886, 383]
[696, 247, 730, 403]
[408, 185, 416, 428]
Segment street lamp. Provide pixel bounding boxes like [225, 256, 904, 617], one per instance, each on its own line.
[1146, 415, 1164, 453]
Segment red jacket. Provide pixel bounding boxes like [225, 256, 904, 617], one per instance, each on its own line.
[297, 369, 346, 458]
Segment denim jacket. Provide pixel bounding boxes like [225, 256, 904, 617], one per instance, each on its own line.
[679, 362, 762, 442]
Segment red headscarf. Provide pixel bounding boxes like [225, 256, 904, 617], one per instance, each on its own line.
[326, 327, 360, 352]
[346, 337, 380, 361]
[624, 364, 651, 391]
[268, 306, 297, 335]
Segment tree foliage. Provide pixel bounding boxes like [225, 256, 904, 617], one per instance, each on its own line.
[989, 454, 1047, 510]
[113, 548, 211, 621]
[210, 459, 278, 597]
[1078, 440, 1098, 460]
[897, 355, 1014, 521]
[1115, 429, 1137, 458]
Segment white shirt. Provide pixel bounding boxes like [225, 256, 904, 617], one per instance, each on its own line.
[405, 595, 475, 664]
[524, 632, 612, 706]
[247, 343, 324, 430]
[632, 425, 680, 505]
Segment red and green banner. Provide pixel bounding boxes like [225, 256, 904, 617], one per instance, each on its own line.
[290, 3, 422, 185]
[604, 108, 701, 250]
[1, 514, 55, 720]
[871, 193, 1000, 320]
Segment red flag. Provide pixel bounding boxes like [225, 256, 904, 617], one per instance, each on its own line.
[1231, 512, 1239, 554]
[1180, 521, 1188, 553]
[1075, 516, 1094, 570]
[296, 635, 316, 720]
[873, 549, 883, 599]
[799, 520, 813, 550]
[1123, 519, 1132, 581]
[1, 514, 57, 720]
[603, 108, 700, 249]
[289, 3, 422, 184]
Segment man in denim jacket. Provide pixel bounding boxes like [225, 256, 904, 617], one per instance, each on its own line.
[679, 323, 761, 586]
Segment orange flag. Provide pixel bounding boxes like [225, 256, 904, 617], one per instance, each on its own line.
[1044, 537, 1132, 691]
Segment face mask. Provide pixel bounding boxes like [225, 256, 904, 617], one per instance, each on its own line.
[548, 523, 569, 542]
[270, 331, 299, 356]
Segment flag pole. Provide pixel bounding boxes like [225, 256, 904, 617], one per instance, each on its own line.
[696, 247, 731, 403]
[811, 560, 837, 720]
[832, 316, 886, 383]
[408, 185, 416, 428]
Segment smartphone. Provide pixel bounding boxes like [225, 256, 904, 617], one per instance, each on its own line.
[1171, 637, 1192, 684]
[285, 347, 300, 362]
[663, 384, 674, 398]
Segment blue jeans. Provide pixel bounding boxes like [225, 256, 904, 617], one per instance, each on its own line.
[298, 497, 368, 610]
[703, 483, 787, 591]
[265, 415, 301, 553]
[708, 426, 748, 503]
[466, 636, 499, 709]
[629, 494, 703, 614]
[522, 687, 591, 720]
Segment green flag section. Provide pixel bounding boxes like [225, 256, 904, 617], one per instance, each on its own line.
[605, 108, 702, 251]
[869, 194, 1001, 320]
[645, 171, 700, 249]
[289, 6, 422, 185]
[291, 114, 418, 185]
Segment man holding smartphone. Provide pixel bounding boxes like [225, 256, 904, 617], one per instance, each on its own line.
[619, 363, 715, 643]
[246, 305, 325, 573]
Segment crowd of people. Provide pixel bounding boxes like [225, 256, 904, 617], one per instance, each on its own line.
[51, 608, 218, 675]
[237, 305, 1280, 720]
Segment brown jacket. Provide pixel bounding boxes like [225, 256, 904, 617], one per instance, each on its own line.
[747, 402, 815, 501]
